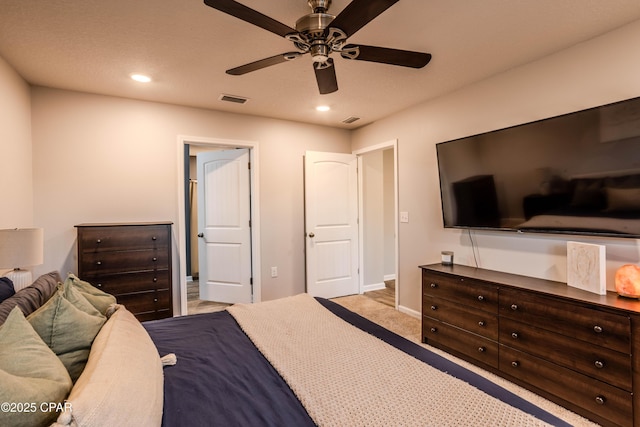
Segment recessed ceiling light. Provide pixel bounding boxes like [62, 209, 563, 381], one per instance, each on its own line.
[316, 105, 330, 112]
[130, 74, 152, 83]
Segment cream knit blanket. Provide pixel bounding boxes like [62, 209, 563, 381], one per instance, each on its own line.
[227, 294, 552, 427]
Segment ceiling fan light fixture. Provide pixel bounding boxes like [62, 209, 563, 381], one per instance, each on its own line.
[310, 43, 330, 62]
[205, 0, 432, 95]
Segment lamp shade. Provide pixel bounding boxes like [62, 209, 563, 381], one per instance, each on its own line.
[0, 228, 44, 269]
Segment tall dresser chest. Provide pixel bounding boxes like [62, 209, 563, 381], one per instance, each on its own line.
[76, 222, 173, 321]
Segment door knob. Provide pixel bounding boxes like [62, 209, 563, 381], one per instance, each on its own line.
[197, 233, 204, 238]
[308, 232, 315, 238]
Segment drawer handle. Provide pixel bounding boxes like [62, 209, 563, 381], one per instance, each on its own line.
[153, 277, 158, 282]
[511, 332, 519, 339]
[96, 261, 102, 266]
[510, 304, 518, 311]
[152, 236, 157, 241]
[595, 396, 606, 405]
[477, 295, 484, 301]
[478, 346, 485, 353]
[593, 325, 603, 333]
[430, 283, 437, 288]
[96, 283, 102, 288]
[430, 327, 437, 333]
[594, 360, 604, 369]
[96, 239, 101, 244]
[152, 257, 158, 262]
[430, 305, 437, 311]
[478, 321, 485, 327]
[154, 298, 158, 302]
[511, 361, 519, 368]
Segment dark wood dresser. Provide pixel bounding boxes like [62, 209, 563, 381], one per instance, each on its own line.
[421, 263, 640, 427]
[76, 222, 173, 321]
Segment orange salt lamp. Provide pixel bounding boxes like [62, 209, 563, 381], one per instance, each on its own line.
[615, 264, 640, 299]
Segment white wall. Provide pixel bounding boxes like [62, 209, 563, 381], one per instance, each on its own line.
[30, 87, 351, 305]
[352, 19, 640, 313]
[0, 56, 33, 229]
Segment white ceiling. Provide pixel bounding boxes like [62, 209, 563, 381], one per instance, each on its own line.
[1, 0, 640, 129]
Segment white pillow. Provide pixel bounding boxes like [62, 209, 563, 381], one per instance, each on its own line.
[52, 305, 163, 427]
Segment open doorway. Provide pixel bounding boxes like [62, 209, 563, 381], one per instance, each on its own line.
[359, 145, 397, 308]
[303, 141, 398, 306]
[186, 146, 252, 314]
[176, 136, 261, 316]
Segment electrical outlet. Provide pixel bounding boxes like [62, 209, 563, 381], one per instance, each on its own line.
[400, 211, 409, 223]
[271, 266, 278, 278]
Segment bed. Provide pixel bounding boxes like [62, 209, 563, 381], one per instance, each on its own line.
[145, 294, 572, 427]
[0, 272, 577, 426]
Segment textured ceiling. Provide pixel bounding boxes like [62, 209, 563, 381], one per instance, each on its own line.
[1, 0, 640, 128]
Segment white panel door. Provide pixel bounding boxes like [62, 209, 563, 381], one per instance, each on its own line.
[305, 151, 359, 298]
[197, 149, 252, 304]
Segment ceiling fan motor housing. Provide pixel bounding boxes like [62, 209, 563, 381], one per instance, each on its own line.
[295, 13, 335, 63]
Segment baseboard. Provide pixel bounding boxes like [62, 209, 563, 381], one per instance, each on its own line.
[398, 304, 421, 319]
[362, 282, 386, 292]
[384, 274, 396, 281]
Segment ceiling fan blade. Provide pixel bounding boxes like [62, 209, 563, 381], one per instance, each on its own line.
[226, 52, 301, 75]
[343, 44, 431, 68]
[329, 0, 399, 37]
[203, 0, 296, 38]
[314, 59, 338, 94]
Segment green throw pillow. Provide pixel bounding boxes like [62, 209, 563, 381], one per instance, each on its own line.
[28, 285, 106, 382]
[0, 307, 72, 427]
[64, 274, 116, 315]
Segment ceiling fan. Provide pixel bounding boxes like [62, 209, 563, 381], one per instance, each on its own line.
[203, 0, 432, 94]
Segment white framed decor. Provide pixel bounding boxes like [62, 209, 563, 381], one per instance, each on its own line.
[567, 241, 606, 295]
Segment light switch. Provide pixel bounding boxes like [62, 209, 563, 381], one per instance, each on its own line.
[271, 266, 278, 278]
[400, 211, 409, 223]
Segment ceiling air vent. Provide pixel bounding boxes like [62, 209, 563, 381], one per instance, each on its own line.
[342, 116, 360, 124]
[219, 94, 249, 104]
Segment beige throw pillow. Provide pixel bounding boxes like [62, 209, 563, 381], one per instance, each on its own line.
[53, 305, 164, 427]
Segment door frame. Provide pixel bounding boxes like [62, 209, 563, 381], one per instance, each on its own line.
[353, 139, 399, 309]
[176, 135, 261, 315]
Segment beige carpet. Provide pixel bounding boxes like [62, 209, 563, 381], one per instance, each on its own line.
[331, 294, 600, 427]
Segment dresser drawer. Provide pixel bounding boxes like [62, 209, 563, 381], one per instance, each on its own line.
[80, 270, 170, 295]
[499, 288, 631, 354]
[116, 289, 171, 317]
[500, 317, 632, 391]
[500, 346, 633, 427]
[79, 249, 169, 275]
[423, 317, 499, 369]
[423, 272, 498, 313]
[78, 225, 169, 252]
[425, 295, 498, 340]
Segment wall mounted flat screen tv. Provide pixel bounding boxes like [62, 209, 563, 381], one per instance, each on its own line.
[436, 96, 640, 238]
